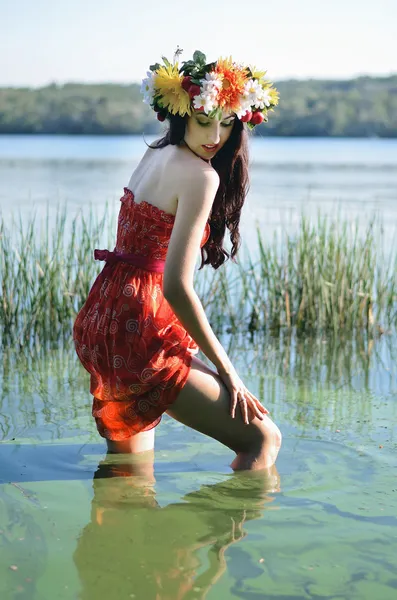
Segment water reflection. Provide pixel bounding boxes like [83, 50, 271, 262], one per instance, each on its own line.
[74, 452, 280, 599]
[1, 332, 396, 445]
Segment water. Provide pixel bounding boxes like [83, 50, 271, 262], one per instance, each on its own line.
[1, 135, 397, 256]
[1, 333, 397, 599]
[1, 135, 397, 599]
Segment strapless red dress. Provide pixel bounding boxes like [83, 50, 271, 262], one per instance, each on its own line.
[73, 187, 210, 441]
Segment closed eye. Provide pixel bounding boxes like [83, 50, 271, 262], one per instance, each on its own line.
[197, 120, 235, 127]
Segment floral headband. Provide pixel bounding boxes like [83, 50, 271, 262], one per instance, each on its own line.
[141, 48, 279, 129]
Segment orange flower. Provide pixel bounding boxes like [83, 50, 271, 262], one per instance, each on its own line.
[214, 57, 249, 112]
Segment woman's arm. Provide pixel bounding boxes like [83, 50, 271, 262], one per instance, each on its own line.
[165, 285, 232, 373]
[163, 164, 233, 374]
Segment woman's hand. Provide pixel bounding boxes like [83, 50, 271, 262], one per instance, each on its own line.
[216, 365, 269, 425]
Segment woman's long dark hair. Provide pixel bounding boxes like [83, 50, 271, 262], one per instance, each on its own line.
[147, 114, 250, 270]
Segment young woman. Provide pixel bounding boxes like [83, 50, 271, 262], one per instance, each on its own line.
[73, 50, 282, 471]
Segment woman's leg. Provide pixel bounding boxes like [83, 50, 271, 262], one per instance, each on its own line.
[104, 430, 156, 482]
[166, 355, 282, 471]
[106, 428, 155, 454]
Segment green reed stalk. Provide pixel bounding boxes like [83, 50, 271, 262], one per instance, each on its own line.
[0, 205, 396, 348]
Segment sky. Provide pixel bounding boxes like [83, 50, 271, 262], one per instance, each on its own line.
[1, 0, 396, 87]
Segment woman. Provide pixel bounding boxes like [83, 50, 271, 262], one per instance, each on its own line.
[73, 50, 282, 470]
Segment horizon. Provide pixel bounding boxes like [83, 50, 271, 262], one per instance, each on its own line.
[1, 71, 396, 91]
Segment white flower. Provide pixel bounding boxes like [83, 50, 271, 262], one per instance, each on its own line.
[193, 93, 216, 113]
[202, 83, 219, 100]
[140, 71, 155, 104]
[243, 79, 271, 110]
[235, 97, 252, 119]
[259, 87, 271, 108]
[200, 73, 222, 99]
[200, 72, 222, 101]
[234, 92, 252, 118]
[204, 72, 223, 89]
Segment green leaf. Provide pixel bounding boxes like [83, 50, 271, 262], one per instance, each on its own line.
[193, 50, 206, 64]
[214, 107, 223, 120]
[180, 60, 195, 74]
[207, 107, 223, 120]
[161, 56, 172, 68]
[149, 63, 160, 72]
[153, 95, 164, 108]
[192, 67, 207, 80]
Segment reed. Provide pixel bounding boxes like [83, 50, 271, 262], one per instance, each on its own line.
[197, 211, 397, 336]
[0, 204, 116, 350]
[1, 205, 396, 349]
[2, 327, 395, 440]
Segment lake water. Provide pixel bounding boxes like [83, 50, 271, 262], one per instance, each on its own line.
[1, 333, 396, 599]
[1, 135, 397, 599]
[1, 135, 397, 255]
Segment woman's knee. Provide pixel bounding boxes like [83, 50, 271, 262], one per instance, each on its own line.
[271, 419, 282, 448]
[245, 416, 282, 454]
[167, 355, 282, 456]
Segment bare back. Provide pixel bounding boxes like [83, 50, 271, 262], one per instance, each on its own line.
[127, 143, 214, 217]
[127, 142, 220, 292]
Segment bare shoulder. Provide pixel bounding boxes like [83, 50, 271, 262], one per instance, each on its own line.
[171, 146, 220, 192]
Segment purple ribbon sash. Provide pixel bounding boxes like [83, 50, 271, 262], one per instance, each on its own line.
[94, 248, 166, 273]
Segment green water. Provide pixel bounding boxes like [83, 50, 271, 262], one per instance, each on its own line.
[1, 333, 396, 599]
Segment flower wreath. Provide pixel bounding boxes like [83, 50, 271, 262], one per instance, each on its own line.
[141, 48, 279, 129]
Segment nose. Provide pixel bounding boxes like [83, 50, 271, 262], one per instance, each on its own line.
[207, 123, 221, 145]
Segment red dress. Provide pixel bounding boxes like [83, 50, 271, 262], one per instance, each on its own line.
[73, 187, 210, 441]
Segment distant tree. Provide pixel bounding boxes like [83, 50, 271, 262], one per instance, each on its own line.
[0, 75, 396, 136]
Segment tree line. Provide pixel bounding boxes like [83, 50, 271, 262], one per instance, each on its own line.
[0, 74, 396, 137]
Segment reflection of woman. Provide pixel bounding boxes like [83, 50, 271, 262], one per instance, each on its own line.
[73, 48, 282, 471]
[74, 453, 280, 599]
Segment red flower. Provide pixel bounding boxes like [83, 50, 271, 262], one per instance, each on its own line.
[250, 111, 264, 125]
[188, 84, 201, 99]
[240, 111, 252, 122]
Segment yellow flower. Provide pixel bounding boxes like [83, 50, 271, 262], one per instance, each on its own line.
[154, 63, 192, 116]
[268, 87, 280, 106]
[249, 65, 268, 80]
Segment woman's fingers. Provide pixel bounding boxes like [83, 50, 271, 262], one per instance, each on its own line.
[253, 402, 266, 420]
[239, 399, 249, 425]
[231, 390, 268, 424]
[247, 399, 265, 421]
[230, 393, 238, 419]
[257, 402, 269, 414]
[246, 391, 269, 414]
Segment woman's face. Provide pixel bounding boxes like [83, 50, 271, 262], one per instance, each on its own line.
[183, 109, 236, 159]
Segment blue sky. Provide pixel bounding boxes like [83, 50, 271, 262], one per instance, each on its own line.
[1, 0, 396, 87]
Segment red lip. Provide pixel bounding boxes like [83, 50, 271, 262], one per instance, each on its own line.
[202, 144, 219, 152]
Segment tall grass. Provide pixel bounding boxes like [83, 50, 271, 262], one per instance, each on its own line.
[2, 328, 395, 440]
[196, 211, 397, 336]
[1, 206, 396, 349]
[0, 204, 115, 350]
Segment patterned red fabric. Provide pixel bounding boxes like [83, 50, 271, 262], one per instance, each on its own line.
[73, 187, 211, 440]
